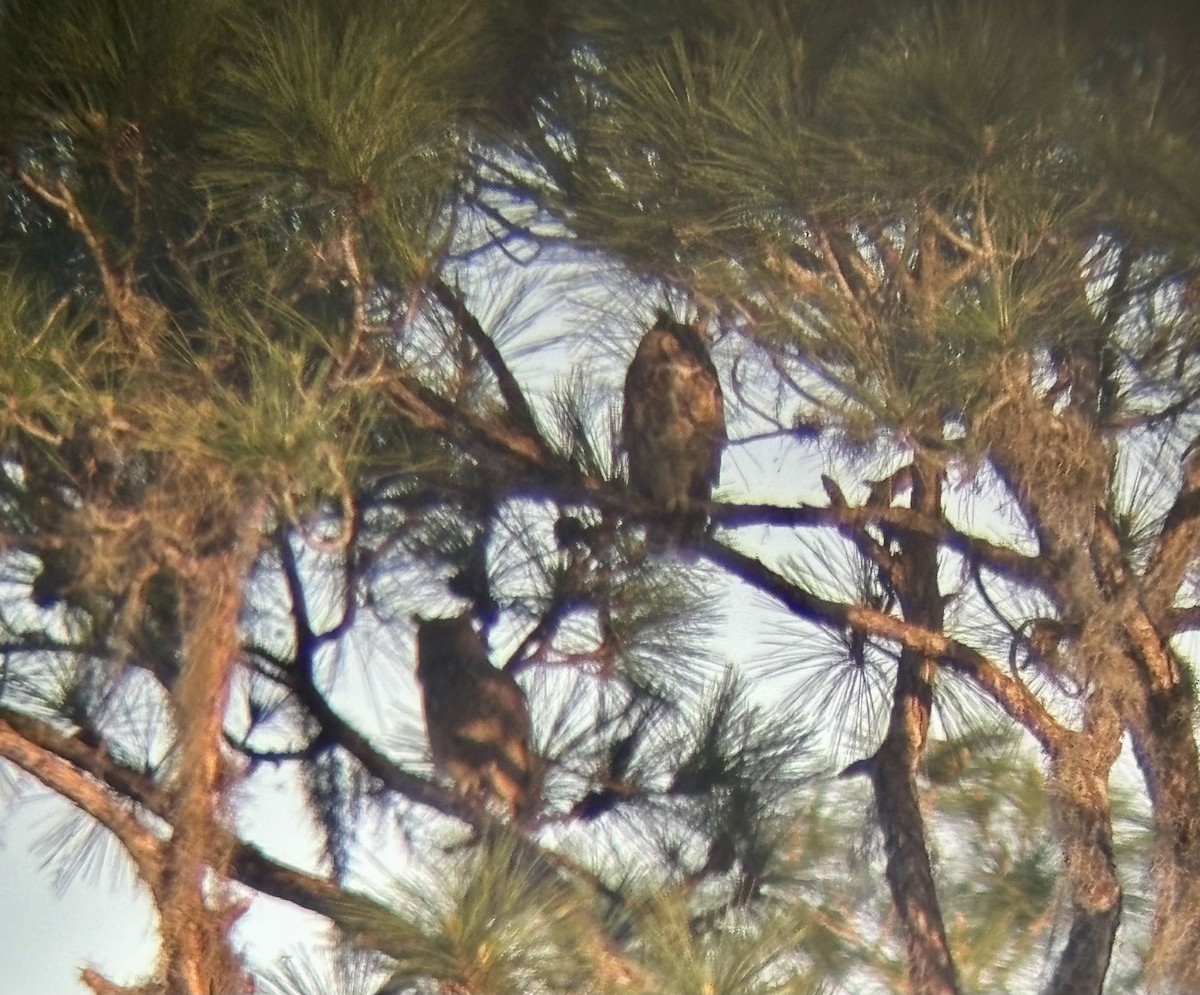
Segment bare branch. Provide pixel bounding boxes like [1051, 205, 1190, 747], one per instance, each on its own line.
[700, 537, 1068, 755]
[710, 498, 1054, 594]
[0, 717, 165, 890]
[338, 222, 371, 372]
[430, 278, 547, 448]
[16, 171, 131, 331]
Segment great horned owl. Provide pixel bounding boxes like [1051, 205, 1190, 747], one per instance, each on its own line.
[622, 313, 727, 551]
[414, 614, 534, 820]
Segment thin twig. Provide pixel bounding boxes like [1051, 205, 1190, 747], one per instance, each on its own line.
[430, 279, 546, 447]
[700, 536, 1068, 755]
[0, 717, 165, 889]
[17, 171, 130, 328]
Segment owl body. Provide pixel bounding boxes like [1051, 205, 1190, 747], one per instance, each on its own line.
[623, 315, 726, 550]
[415, 615, 534, 819]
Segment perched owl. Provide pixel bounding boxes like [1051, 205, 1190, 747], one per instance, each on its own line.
[622, 314, 727, 551]
[415, 614, 534, 820]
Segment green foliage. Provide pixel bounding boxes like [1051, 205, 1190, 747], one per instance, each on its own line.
[200, 0, 480, 263]
[0, 273, 91, 441]
[347, 833, 595, 994]
[621, 890, 825, 995]
[0, 0, 224, 142]
[817, 2, 1078, 209]
[1, 1, 1199, 993]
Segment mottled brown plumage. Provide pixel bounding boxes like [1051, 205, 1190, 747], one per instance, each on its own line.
[622, 314, 727, 551]
[415, 614, 534, 820]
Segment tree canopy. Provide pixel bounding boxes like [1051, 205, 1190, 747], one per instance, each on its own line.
[1, 1, 1199, 993]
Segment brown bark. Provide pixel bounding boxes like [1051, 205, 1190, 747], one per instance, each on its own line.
[1120, 665, 1200, 990]
[1114, 692, 1200, 987]
[157, 534, 260, 995]
[869, 738, 959, 995]
[702, 536, 1068, 754]
[1104, 458, 1200, 984]
[867, 457, 959, 995]
[984, 376, 1127, 995]
[832, 455, 961, 993]
[1041, 693, 1123, 995]
[1090, 502, 1200, 989]
[0, 720, 165, 890]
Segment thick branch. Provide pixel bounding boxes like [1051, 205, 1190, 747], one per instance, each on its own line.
[0, 718, 165, 892]
[1089, 516, 1200, 981]
[4, 695, 630, 975]
[701, 537, 1068, 754]
[159, 545, 256, 995]
[868, 746, 959, 995]
[871, 455, 960, 995]
[1143, 445, 1200, 626]
[0, 707, 387, 914]
[711, 498, 1054, 594]
[1042, 692, 1123, 995]
[374, 368, 1055, 610]
[430, 278, 546, 448]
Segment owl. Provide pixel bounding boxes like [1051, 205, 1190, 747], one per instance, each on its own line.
[414, 614, 534, 820]
[622, 314, 727, 551]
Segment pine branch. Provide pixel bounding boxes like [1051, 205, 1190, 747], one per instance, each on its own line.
[0, 717, 165, 893]
[248, 643, 470, 817]
[866, 744, 961, 995]
[1042, 690, 1123, 995]
[991, 387, 1200, 991]
[712, 497, 1055, 595]
[268, 531, 467, 816]
[338, 222, 370, 373]
[267, 533, 628, 904]
[700, 536, 1068, 755]
[429, 278, 546, 449]
[375, 351, 1058, 609]
[870, 456, 960, 995]
[15, 171, 132, 334]
[1143, 446, 1200, 624]
[0, 706, 446, 955]
[1090, 514, 1181, 689]
[813, 222, 872, 333]
[159, 540, 259, 995]
[386, 369, 550, 466]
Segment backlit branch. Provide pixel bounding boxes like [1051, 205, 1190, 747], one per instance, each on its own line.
[710, 498, 1054, 595]
[430, 278, 546, 448]
[16, 171, 131, 332]
[701, 537, 1068, 755]
[0, 716, 165, 891]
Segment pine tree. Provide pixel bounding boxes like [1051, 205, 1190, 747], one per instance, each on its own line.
[0, 2, 1197, 994]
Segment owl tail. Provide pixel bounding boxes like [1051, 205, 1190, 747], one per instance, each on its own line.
[488, 745, 540, 824]
[678, 508, 709, 548]
[513, 758, 545, 827]
[646, 510, 708, 557]
[645, 518, 674, 555]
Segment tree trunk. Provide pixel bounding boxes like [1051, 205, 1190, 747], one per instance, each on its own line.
[871, 740, 960, 995]
[1042, 692, 1123, 995]
[872, 455, 961, 995]
[1125, 682, 1200, 990]
[159, 533, 259, 995]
